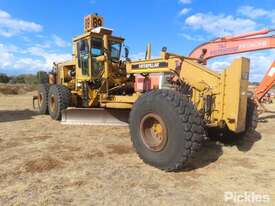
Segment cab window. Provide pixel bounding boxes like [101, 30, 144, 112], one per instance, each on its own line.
[91, 38, 103, 57]
[77, 40, 89, 76]
[91, 38, 103, 77]
[109, 41, 121, 62]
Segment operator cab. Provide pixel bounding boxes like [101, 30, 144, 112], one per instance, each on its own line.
[72, 14, 125, 81]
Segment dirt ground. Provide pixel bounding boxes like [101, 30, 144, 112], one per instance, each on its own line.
[0, 92, 274, 206]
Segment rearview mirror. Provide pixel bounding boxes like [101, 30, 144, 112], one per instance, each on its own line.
[125, 47, 129, 60]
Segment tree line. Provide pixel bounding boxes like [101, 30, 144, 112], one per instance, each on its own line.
[0, 71, 49, 84]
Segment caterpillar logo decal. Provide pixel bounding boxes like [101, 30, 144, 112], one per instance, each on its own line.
[132, 62, 168, 69]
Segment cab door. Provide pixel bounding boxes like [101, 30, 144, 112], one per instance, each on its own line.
[76, 37, 104, 82]
[77, 39, 90, 80]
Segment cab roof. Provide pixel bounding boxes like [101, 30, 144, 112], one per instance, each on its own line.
[73, 31, 125, 43]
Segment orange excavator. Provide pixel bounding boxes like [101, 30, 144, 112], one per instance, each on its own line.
[189, 29, 275, 110]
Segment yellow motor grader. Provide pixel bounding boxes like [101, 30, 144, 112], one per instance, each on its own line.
[35, 14, 257, 171]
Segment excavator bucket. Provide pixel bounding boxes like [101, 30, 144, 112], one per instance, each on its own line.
[61, 108, 129, 126]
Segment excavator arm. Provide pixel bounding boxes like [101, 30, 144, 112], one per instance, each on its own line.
[189, 29, 275, 62]
[255, 61, 275, 101]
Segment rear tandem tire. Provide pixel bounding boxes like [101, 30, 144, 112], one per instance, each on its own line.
[129, 89, 205, 172]
[206, 98, 259, 141]
[245, 98, 258, 132]
[48, 85, 71, 120]
[37, 84, 49, 114]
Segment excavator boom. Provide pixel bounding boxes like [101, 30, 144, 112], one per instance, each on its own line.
[189, 29, 275, 61]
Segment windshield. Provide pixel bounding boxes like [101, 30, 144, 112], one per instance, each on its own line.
[91, 38, 103, 57]
[91, 37, 104, 78]
[109, 41, 122, 62]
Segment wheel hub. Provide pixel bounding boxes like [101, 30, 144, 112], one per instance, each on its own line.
[140, 113, 167, 152]
[50, 95, 56, 112]
[38, 93, 43, 107]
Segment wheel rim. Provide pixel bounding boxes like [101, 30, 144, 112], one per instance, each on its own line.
[38, 93, 43, 107]
[49, 95, 56, 113]
[140, 113, 168, 152]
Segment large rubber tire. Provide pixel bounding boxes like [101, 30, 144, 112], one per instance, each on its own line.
[206, 98, 258, 141]
[246, 98, 258, 132]
[48, 85, 71, 120]
[37, 84, 49, 114]
[129, 89, 205, 171]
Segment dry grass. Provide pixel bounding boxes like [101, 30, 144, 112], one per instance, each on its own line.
[0, 92, 274, 205]
[0, 84, 36, 95]
[24, 156, 64, 173]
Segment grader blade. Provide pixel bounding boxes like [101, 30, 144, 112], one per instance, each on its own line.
[61, 108, 129, 126]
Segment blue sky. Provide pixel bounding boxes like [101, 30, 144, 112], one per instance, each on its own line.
[0, 0, 274, 81]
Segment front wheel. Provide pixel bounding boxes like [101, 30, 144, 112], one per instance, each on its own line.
[48, 85, 71, 120]
[129, 89, 205, 171]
